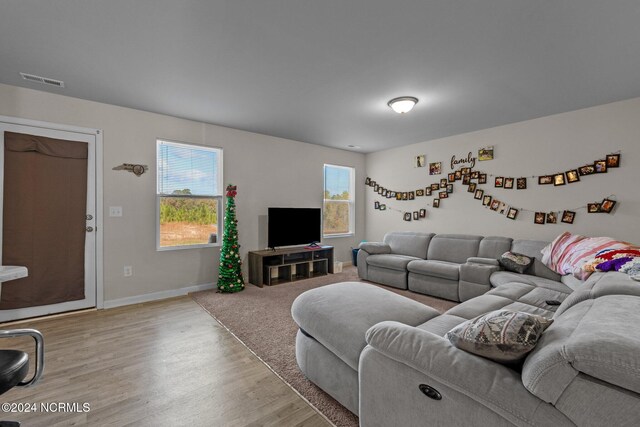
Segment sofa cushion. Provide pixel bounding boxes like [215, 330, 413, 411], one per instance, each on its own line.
[477, 236, 514, 259]
[499, 251, 533, 274]
[446, 310, 553, 363]
[427, 234, 483, 264]
[511, 239, 561, 282]
[383, 231, 434, 259]
[367, 254, 420, 271]
[490, 271, 573, 294]
[291, 282, 440, 371]
[522, 295, 640, 403]
[407, 259, 460, 280]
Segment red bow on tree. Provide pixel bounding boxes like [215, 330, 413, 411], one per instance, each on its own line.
[226, 184, 237, 198]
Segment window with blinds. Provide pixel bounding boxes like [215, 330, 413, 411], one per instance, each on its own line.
[323, 164, 355, 236]
[156, 139, 223, 249]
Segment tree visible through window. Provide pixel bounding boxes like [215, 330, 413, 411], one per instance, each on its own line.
[157, 140, 223, 249]
[323, 164, 354, 236]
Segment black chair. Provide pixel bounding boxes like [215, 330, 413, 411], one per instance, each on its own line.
[0, 329, 44, 427]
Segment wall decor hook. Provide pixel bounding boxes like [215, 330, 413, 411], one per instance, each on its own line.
[112, 163, 148, 176]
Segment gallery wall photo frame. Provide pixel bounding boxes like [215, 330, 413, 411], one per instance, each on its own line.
[561, 210, 576, 224]
[606, 153, 620, 168]
[478, 146, 494, 161]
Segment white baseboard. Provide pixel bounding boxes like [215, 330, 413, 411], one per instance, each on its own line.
[103, 282, 215, 309]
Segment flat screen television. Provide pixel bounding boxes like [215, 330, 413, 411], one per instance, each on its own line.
[268, 207, 321, 248]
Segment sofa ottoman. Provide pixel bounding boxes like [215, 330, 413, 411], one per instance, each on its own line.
[292, 282, 440, 414]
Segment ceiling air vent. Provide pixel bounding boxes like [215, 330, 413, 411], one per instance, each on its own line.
[19, 72, 65, 88]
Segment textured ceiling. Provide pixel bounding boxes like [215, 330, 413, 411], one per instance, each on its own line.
[1, 1, 639, 153]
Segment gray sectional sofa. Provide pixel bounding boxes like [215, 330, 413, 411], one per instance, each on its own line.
[293, 232, 640, 426]
[358, 232, 565, 302]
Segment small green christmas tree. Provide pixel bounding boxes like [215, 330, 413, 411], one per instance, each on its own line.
[217, 184, 245, 293]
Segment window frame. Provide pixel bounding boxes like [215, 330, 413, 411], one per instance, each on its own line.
[156, 139, 223, 251]
[322, 164, 355, 238]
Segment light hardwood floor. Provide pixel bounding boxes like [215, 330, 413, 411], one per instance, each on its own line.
[0, 297, 331, 427]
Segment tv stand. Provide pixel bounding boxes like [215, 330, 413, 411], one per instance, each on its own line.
[248, 246, 334, 287]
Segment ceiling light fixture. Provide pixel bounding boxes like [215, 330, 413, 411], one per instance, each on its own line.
[388, 96, 418, 114]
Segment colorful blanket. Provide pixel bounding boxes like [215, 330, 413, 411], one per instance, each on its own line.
[541, 232, 639, 280]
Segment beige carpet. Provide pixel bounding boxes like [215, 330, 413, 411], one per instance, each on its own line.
[191, 267, 457, 427]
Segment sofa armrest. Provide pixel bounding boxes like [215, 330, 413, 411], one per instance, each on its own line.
[358, 242, 392, 255]
[364, 321, 552, 425]
[467, 256, 500, 266]
[460, 261, 500, 283]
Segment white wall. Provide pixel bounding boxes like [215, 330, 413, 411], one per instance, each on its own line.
[0, 83, 365, 303]
[366, 97, 640, 244]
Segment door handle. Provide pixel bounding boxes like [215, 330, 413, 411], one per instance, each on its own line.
[86, 226, 94, 232]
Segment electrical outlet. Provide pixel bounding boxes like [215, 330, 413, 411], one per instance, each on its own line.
[109, 206, 123, 217]
[124, 266, 133, 277]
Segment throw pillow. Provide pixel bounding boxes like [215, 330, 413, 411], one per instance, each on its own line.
[446, 310, 553, 363]
[499, 251, 533, 274]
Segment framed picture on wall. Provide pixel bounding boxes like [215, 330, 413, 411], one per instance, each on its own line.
[483, 195, 492, 206]
[494, 177, 504, 187]
[578, 165, 595, 176]
[408, 191, 415, 200]
[380, 204, 386, 210]
[439, 191, 448, 199]
[425, 187, 432, 196]
[468, 183, 477, 193]
[440, 178, 447, 188]
[561, 210, 576, 224]
[446, 184, 453, 193]
[416, 189, 424, 197]
[566, 169, 580, 183]
[462, 175, 471, 185]
[606, 153, 620, 168]
[504, 177, 514, 189]
[516, 177, 527, 189]
[419, 209, 426, 218]
[413, 211, 419, 220]
[396, 193, 402, 200]
[415, 154, 426, 168]
[553, 173, 566, 186]
[454, 170, 462, 180]
[474, 189, 484, 200]
[478, 173, 487, 184]
[594, 160, 607, 173]
[478, 146, 494, 161]
[600, 198, 617, 213]
[534, 212, 546, 224]
[433, 199, 440, 208]
[374, 201, 380, 209]
[431, 183, 439, 191]
[538, 175, 553, 185]
[429, 162, 442, 175]
[461, 167, 471, 175]
[365, 177, 371, 185]
[471, 171, 479, 179]
[507, 207, 519, 220]
[403, 212, 412, 221]
[490, 199, 500, 211]
[587, 203, 601, 213]
[546, 212, 558, 224]
[448, 173, 456, 182]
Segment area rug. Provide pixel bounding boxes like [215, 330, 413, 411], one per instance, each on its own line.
[191, 267, 457, 427]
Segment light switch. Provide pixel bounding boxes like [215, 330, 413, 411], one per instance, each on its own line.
[109, 206, 123, 217]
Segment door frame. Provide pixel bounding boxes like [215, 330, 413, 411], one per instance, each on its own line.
[0, 115, 104, 310]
